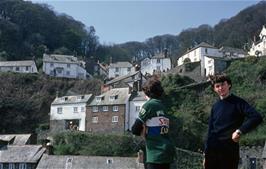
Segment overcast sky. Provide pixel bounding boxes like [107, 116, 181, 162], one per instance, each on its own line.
[30, 0, 260, 44]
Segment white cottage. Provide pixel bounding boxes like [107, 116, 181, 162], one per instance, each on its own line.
[50, 94, 93, 132]
[128, 91, 147, 130]
[42, 54, 87, 79]
[108, 62, 135, 79]
[249, 25, 266, 56]
[141, 50, 171, 75]
[0, 60, 38, 73]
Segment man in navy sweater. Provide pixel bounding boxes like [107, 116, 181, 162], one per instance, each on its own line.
[203, 74, 262, 169]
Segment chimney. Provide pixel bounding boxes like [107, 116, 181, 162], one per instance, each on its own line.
[163, 48, 168, 58]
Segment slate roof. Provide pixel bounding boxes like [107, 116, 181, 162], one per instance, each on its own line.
[43, 54, 84, 65]
[0, 134, 32, 145]
[183, 42, 217, 55]
[0, 60, 35, 67]
[106, 71, 140, 85]
[130, 91, 147, 102]
[0, 145, 45, 163]
[36, 154, 141, 169]
[109, 61, 132, 68]
[51, 94, 93, 105]
[89, 88, 129, 106]
[219, 46, 247, 55]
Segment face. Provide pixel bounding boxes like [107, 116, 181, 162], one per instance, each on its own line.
[213, 81, 231, 98]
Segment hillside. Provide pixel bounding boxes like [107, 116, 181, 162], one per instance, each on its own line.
[0, 73, 102, 134]
[1, 1, 266, 66]
[160, 56, 266, 150]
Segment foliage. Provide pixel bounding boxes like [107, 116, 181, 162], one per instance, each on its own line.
[0, 73, 102, 134]
[53, 132, 141, 157]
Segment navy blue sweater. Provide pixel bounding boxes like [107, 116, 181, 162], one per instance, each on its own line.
[205, 94, 262, 152]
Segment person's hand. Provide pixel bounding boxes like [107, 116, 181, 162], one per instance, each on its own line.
[232, 130, 241, 142]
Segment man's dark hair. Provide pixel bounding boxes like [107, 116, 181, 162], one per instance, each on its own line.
[142, 76, 164, 99]
[209, 74, 232, 89]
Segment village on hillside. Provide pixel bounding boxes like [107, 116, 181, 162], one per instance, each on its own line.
[0, 25, 266, 169]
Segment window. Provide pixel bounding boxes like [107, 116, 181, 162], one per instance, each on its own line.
[0, 163, 3, 169]
[66, 71, 70, 76]
[96, 96, 104, 102]
[19, 163, 27, 169]
[67, 64, 71, 68]
[57, 107, 62, 114]
[112, 116, 118, 123]
[106, 159, 113, 164]
[156, 66, 160, 71]
[26, 66, 29, 71]
[205, 48, 208, 54]
[16, 67, 19, 71]
[103, 106, 108, 111]
[50, 63, 54, 67]
[136, 106, 141, 112]
[73, 107, 78, 113]
[8, 163, 15, 169]
[109, 95, 118, 101]
[115, 67, 119, 72]
[57, 69, 62, 74]
[113, 106, 118, 112]
[81, 107, 85, 112]
[92, 116, 98, 123]
[127, 67, 131, 72]
[92, 106, 98, 112]
[157, 59, 160, 63]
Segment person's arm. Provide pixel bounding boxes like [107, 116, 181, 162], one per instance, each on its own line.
[131, 118, 144, 136]
[238, 99, 263, 134]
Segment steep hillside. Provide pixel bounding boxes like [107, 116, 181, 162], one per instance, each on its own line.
[0, 73, 102, 134]
[161, 56, 266, 150]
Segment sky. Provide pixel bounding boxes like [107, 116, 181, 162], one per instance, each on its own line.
[30, 0, 260, 44]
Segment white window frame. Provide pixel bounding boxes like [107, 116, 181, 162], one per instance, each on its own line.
[73, 107, 78, 113]
[8, 163, 15, 169]
[92, 116, 98, 123]
[57, 107, 63, 114]
[113, 106, 118, 112]
[136, 106, 141, 112]
[92, 106, 98, 112]
[0, 163, 3, 169]
[19, 163, 27, 169]
[103, 106, 108, 112]
[112, 116, 118, 123]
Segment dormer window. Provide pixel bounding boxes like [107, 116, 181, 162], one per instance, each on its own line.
[64, 97, 68, 101]
[109, 95, 118, 101]
[96, 95, 104, 102]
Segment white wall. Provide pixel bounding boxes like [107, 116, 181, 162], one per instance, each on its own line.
[128, 100, 146, 130]
[0, 64, 37, 73]
[108, 67, 135, 78]
[177, 47, 221, 66]
[43, 62, 86, 79]
[204, 57, 215, 76]
[141, 58, 171, 75]
[50, 103, 87, 131]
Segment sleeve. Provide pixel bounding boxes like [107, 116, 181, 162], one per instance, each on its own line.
[238, 99, 263, 134]
[131, 118, 144, 136]
[204, 107, 214, 153]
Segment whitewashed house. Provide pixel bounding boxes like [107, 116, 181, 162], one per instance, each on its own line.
[49, 94, 93, 132]
[128, 91, 147, 130]
[108, 62, 135, 79]
[177, 42, 221, 66]
[0, 60, 38, 73]
[249, 25, 266, 56]
[42, 54, 87, 79]
[141, 50, 171, 75]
